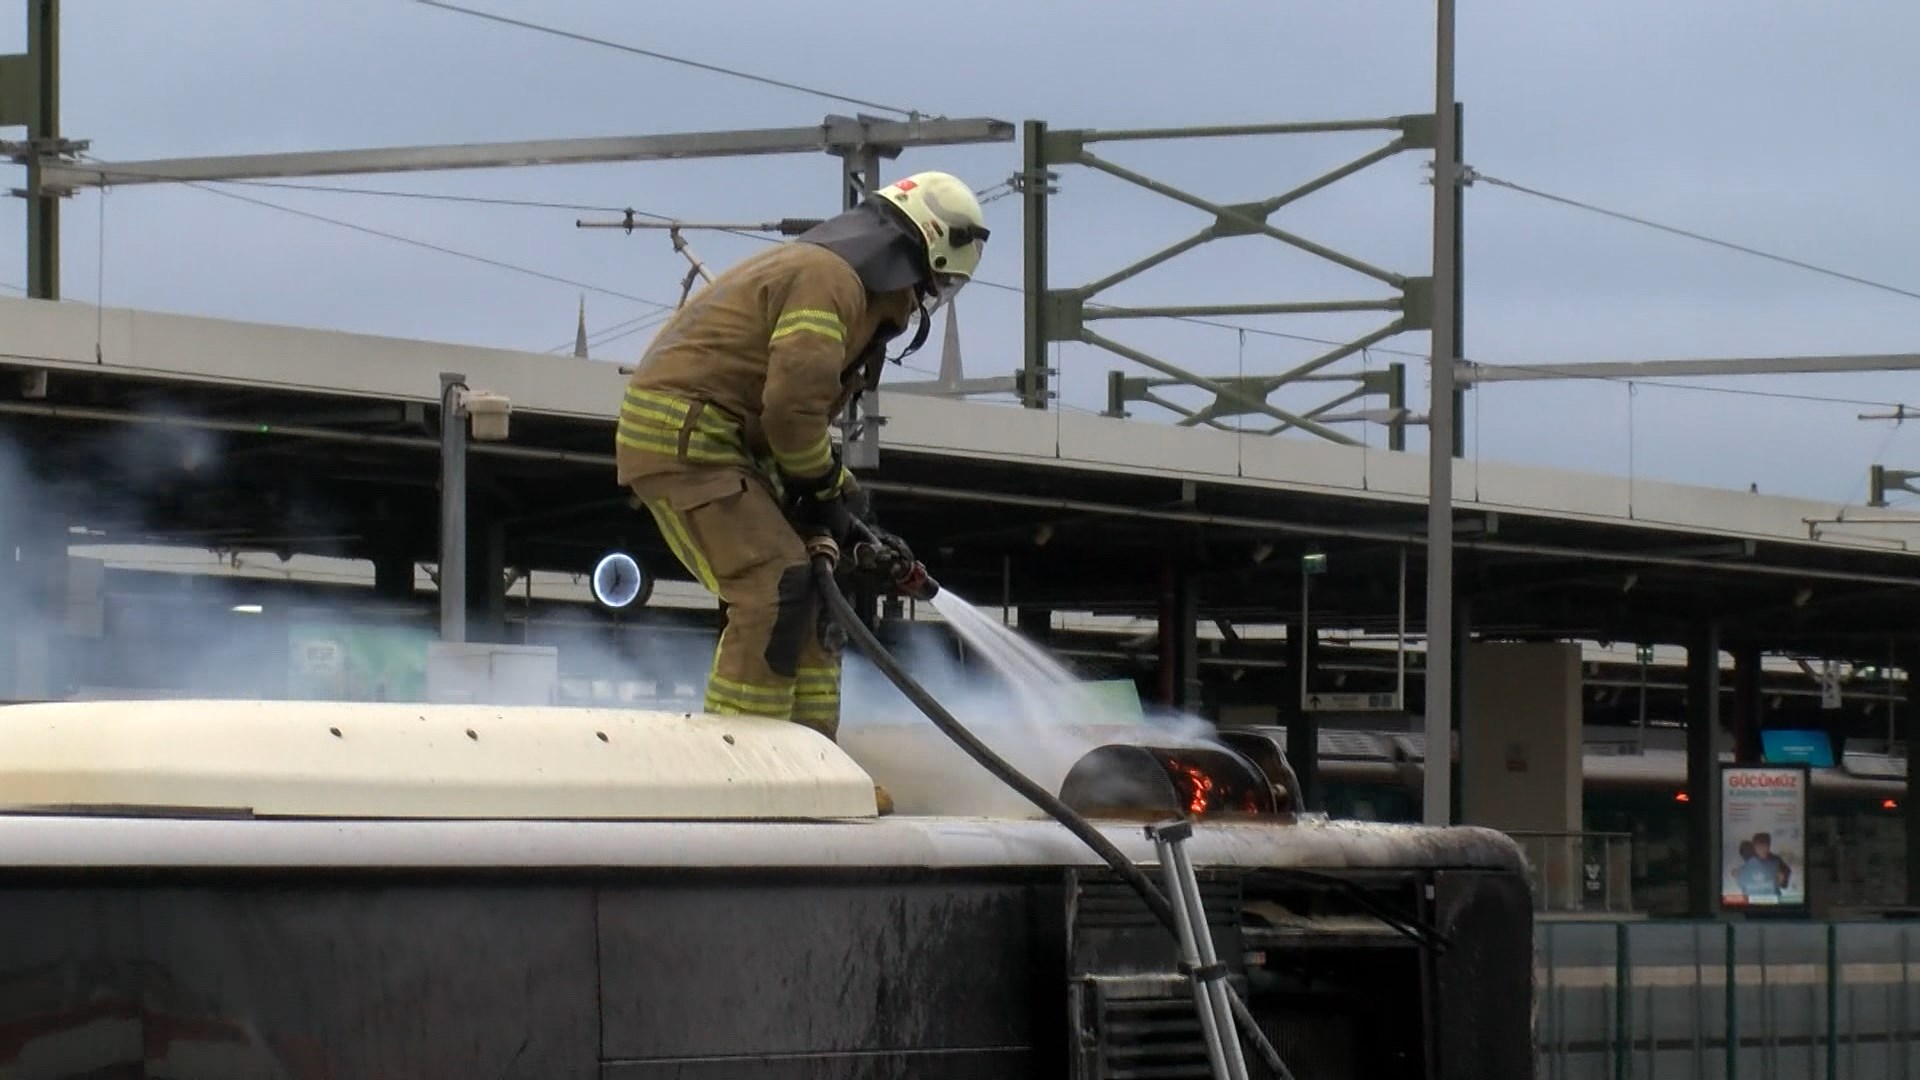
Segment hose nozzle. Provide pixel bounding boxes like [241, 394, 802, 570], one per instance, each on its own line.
[847, 521, 940, 602]
[891, 558, 940, 603]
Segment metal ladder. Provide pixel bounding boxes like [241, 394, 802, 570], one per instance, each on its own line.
[1148, 820, 1250, 1080]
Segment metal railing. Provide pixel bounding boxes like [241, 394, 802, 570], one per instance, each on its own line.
[1537, 919, 1920, 1079]
[1510, 830, 1636, 915]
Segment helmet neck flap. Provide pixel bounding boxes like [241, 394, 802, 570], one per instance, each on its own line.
[795, 201, 930, 295]
[798, 200, 942, 367]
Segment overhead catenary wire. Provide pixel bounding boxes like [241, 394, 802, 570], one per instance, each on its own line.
[573, 312, 676, 356]
[189, 182, 679, 310]
[78, 157, 681, 312]
[193, 178, 795, 247]
[157, 179, 1912, 413]
[153, 185, 1884, 413]
[548, 309, 672, 355]
[413, 0, 925, 119]
[70, 158, 1913, 418]
[1474, 171, 1920, 305]
[170, 178, 632, 216]
[1471, 357, 1915, 412]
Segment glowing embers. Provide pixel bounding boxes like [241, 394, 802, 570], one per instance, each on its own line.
[1058, 743, 1276, 821]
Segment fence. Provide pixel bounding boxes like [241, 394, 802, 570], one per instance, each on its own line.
[1512, 830, 1636, 915]
[1536, 919, 1920, 1079]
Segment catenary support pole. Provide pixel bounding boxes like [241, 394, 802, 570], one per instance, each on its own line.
[1685, 621, 1722, 918]
[1422, 0, 1459, 826]
[438, 372, 468, 643]
[1907, 646, 1920, 907]
[1021, 119, 1051, 409]
[23, 0, 60, 299]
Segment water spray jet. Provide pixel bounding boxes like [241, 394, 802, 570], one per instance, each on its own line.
[811, 548, 1299, 1078]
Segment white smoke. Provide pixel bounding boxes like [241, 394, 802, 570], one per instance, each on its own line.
[0, 419, 1235, 819]
[837, 593, 1234, 817]
[0, 422, 702, 709]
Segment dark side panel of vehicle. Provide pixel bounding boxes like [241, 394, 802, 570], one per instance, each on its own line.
[0, 864, 1532, 1079]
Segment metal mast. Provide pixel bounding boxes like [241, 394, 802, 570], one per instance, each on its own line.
[1423, 0, 1459, 826]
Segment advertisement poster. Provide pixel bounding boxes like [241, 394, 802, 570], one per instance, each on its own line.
[1719, 764, 1809, 911]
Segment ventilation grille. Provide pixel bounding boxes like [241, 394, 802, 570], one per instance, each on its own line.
[1086, 988, 1216, 1080]
[1073, 875, 1240, 932]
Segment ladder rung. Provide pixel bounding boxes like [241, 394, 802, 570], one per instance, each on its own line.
[1105, 991, 1190, 1006]
[1107, 1065, 1215, 1079]
[1109, 1040, 1210, 1060]
[1107, 1022, 1202, 1038]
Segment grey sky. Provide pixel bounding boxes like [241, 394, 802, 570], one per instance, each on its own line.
[4, 0, 1917, 506]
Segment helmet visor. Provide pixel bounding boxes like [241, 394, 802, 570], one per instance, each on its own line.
[947, 221, 990, 248]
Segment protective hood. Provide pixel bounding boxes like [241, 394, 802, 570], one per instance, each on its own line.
[795, 201, 929, 294]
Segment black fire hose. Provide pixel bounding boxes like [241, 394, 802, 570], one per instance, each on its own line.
[810, 555, 1296, 1080]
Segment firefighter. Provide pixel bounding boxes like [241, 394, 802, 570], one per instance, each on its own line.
[614, 171, 990, 746]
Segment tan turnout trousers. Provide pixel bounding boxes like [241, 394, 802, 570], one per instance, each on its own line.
[613, 241, 914, 740]
[626, 459, 842, 739]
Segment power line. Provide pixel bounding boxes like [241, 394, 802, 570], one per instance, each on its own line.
[103, 163, 1910, 412]
[177, 175, 798, 256]
[1477, 357, 1914, 411]
[1474, 171, 1920, 304]
[125, 172, 681, 311]
[194, 179, 631, 216]
[0, 281, 25, 294]
[413, 0, 923, 118]
[552, 309, 676, 355]
[72, 155, 747, 249]
[193, 182, 678, 309]
[590, 315, 674, 352]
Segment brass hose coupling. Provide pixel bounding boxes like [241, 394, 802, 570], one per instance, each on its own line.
[804, 534, 841, 564]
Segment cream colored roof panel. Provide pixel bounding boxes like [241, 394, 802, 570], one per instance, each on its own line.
[0, 700, 878, 820]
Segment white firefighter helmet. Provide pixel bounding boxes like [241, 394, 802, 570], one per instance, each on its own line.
[872, 171, 990, 289]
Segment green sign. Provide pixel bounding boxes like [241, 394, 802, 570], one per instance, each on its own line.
[1080, 678, 1145, 721]
[287, 621, 434, 702]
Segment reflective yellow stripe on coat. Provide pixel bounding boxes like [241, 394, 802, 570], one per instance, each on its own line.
[769, 308, 845, 345]
[773, 434, 835, 478]
[616, 388, 748, 466]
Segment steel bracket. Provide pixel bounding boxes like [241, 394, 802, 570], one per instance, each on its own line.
[1359, 367, 1401, 394]
[4, 135, 89, 199]
[1011, 167, 1059, 195]
[1396, 112, 1439, 149]
[1213, 200, 1272, 239]
[821, 113, 911, 162]
[2, 135, 87, 161]
[1399, 276, 1434, 331]
[1043, 291, 1085, 341]
[0, 53, 25, 129]
[1016, 368, 1055, 405]
[1039, 128, 1088, 166]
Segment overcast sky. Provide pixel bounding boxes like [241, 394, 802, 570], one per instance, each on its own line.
[4, 0, 1917, 507]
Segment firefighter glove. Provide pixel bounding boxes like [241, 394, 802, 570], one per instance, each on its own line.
[786, 463, 863, 545]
